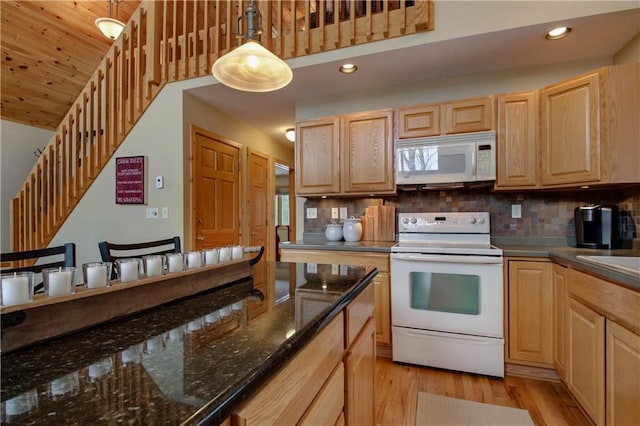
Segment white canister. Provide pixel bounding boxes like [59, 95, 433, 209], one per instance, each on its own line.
[325, 222, 343, 241]
[343, 217, 363, 242]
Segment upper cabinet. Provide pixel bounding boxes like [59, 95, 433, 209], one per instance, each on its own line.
[296, 109, 395, 197]
[495, 91, 539, 189]
[540, 63, 640, 187]
[396, 96, 494, 139]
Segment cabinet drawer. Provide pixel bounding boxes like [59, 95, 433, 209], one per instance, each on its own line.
[233, 315, 344, 425]
[299, 362, 345, 426]
[345, 284, 375, 348]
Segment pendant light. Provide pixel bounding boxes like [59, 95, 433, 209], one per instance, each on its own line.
[95, 0, 125, 40]
[212, 0, 293, 92]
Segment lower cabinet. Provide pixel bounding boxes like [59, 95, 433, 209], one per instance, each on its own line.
[606, 321, 640, 426]
[553, 263, 568, 380]
[232, 284, 375, 426]
[567, 297, 605, 425]
[345, 318, 376, 425]
[564, 268, 640, 426]
[506, 259, 554, 367]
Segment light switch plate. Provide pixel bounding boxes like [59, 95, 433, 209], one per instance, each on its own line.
[512, 204, 522, 219]
[307, 263, 317, 273]
[306, 208, 317, 219]
[331, 264, 339, 275]
[331, 208, 339, 219]
[339, 207, 347, 219]
[146, 207, 159, 219]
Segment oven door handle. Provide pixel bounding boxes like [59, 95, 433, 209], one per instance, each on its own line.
[390, 253, 503, 264]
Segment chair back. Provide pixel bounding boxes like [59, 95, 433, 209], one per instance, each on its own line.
[1, 243, 76, 293]
[98, 237, 181, 279]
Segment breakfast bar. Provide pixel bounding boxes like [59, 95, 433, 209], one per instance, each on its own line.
[0, 261, 377, 425]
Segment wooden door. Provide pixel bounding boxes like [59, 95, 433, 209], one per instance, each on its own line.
[553, 263, 568, 380]
[443, 96, 494, 134]
[247, 150, 269, 319]
[295, 116, 340, 196]
[567, 298, 605, 425]
[507, 260, 554, 367]
[540, 71, 601, 186]
[606, 321, 640, 426]
[496, 92, 538, 188]
[193, 129, 239, 250]
[341, 109, 395, 195]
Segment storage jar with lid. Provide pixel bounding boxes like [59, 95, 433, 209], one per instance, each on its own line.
[343, 217, 362, 242]
[325, 222, 343, 241]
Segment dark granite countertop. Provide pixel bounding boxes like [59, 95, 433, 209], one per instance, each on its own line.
[0, 261, 377, 425]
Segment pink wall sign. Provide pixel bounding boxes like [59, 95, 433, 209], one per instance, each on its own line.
[115, 156, 146, 204]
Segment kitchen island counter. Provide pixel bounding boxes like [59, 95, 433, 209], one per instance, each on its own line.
[0, 261, 376, 425]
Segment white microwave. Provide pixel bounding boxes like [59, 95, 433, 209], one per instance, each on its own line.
[395, 131, 496, 186]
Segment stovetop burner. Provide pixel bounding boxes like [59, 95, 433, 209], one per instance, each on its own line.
[393, 212, 502, 256]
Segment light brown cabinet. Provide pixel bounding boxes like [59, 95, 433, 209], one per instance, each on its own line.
[295, 109, 395, 197]
[296, 116, 341, 195]
[506, 259, 554, 367]
[396, 96, 494, 139]
[495, 91, 539, 189]
[233, 283, 376, 426]
[280, 248, 392, 349]
[540, 63, 640, 187]
[606, 321, 640, 426]
[345, 318, 376, 426]
[553, 263, 568, 381]
[565, 267, 640, 426]
[567, 297, 605, 425]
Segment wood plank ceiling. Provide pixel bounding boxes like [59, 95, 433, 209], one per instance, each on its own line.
[1, 1, 140, 130]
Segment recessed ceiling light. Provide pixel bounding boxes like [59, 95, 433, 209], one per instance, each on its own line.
[545, 26, 572, 40]
[339, 63, 358, 74]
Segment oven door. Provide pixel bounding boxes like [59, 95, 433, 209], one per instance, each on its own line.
[390, 253, 503, 338]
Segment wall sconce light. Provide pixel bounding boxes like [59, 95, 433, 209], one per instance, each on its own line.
[285, 128, 296, 142]
[95, 0, 125, 40]
[212, 0, 293, 92]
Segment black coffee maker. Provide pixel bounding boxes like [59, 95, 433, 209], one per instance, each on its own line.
[574, 205, 620, 249]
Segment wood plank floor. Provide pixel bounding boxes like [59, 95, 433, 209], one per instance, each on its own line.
[375, 357, 591, 426]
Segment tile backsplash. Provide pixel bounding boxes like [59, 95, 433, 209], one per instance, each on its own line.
[303, 186, 640, 240]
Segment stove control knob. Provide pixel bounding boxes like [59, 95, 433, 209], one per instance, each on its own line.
[478, 217, 486, 224]
[410, 217, 418, 225]
[469, 217, 477, 224]
[402, 217, 410, 225]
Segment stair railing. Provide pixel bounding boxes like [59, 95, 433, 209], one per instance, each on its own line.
[10, 0, 433, 253]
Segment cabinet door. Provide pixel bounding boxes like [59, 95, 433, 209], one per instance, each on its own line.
[507, 260, 554, 366]
[553, 264, 568, 380]
[396, 103, 441, 138]
[345, 318, 376, 426]
[567, 298, 605, 425]
[341, 109, 395, 195]
[374, 272, 391, 347]
[296, 116, 340, 195]
[606, 321, 640, 426]
[495, 92, 538, 188]
[443, 96, 494, 134]
[540, 72, 601, 186]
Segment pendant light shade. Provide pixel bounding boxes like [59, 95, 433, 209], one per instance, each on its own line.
[211, 0, 293, 92]
[95, 0, 125, 40]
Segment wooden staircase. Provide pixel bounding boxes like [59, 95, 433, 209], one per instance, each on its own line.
[10, 0, 434, 252]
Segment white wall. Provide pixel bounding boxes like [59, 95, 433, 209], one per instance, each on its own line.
[0, 120, 54, 252]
